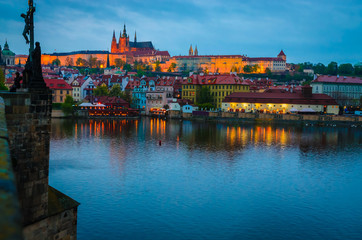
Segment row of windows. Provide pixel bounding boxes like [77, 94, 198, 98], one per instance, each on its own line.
[183, 85, 247, 90]
[59, 90, 70, 95]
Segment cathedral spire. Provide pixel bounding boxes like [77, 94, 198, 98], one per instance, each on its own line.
[112, 30, 116, 40]
[189, 44, 193, 56]
[123, 24, 127, 37]
[194, 45, 198, 56]
[134, 31, 137, 43]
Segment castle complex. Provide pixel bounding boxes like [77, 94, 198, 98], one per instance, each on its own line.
[10, 24, 287, 74]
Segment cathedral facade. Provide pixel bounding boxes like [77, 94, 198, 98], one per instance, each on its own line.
[111, 25, 154, 53]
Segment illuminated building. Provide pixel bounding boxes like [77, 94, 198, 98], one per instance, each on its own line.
[181, 74, 250, 108]
[222, 85, 339, 114]
[161, 50, 287, 74]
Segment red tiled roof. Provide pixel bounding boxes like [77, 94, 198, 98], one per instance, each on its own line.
[84, 96, 129, 106]
[44, 79, 73, 90]
[312, 75, 362, 85]
[223, 92, 338, 105]
[278, 50, 286, 56]
[247, 57, 285, 62]
[181, 74, 249, 85]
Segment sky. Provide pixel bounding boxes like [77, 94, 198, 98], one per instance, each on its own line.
[0, 0, 361, 64]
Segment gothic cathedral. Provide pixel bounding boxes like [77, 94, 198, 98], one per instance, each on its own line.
[111, 25, 154, 54]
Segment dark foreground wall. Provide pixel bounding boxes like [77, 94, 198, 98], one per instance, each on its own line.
[0, 90, 79, 240]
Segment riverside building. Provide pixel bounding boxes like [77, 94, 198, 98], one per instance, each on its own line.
[222, 85, 339, 114]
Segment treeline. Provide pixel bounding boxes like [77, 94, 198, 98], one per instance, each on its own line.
[293, 62, 362, 76]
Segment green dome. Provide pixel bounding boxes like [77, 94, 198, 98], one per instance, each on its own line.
[2, 49, 15, 56]
[2, 40, 15, 56]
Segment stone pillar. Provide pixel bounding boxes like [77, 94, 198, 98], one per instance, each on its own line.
[0, 88, 52, 226]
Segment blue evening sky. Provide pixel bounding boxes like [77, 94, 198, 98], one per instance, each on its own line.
[0, 0, 361, 64]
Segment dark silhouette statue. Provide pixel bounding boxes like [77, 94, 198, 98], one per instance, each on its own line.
[10, 72, 22, 92]
[21, 13, 30, 44]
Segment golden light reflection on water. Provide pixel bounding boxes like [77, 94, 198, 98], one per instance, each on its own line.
[51, 118, 358, 154]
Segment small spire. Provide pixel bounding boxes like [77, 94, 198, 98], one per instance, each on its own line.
[112, 30, 116, 39]
[123, 24, 127, 37]
[134, 31, 137, 43]
[189, 44, 193, 56]
[195, 45, 198, 56]
[4, 39, 9, 50]
[106, 53, 110, 68]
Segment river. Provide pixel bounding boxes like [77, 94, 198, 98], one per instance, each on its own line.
[49, 118, 362, 240]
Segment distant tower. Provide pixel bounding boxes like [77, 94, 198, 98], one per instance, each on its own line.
[111, 30, 117, 53]
[106, 53, 110, 68]
[134, 31, 137, 43]
[194, 45, 198, 56]
[278, 50, 286, 61]
[189, 44, 193, 56]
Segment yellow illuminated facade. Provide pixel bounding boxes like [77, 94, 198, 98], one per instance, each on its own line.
[181, 75, 250, 108]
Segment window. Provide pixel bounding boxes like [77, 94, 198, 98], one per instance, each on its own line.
[60, 90, 63, 94]
[60, 96, 63, 102]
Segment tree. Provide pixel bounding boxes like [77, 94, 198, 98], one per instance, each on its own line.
[338, 63, 354, 75]
[88, 55, 97, 68]
[0, 69, 8, 90]
[163, 104, 169, 110]
[93, 83, 109, 96]
[96, 60, 105, 68]
[137, 70, 145, 77]
[65, 57, 74, 67]
[155, 60, 161, 72]
[61, 95, 75, 116]
[198, 86, 213, 104]
[123, 63, 132, 72]
[355, 63, 362, 75]
[252, 64, 260, 73]
[52, 58, 61, 66]
[313, 63, 326, 74]
[76, 57, 83, 66]
[170, 62, 176, 72]
[327, 61, 338, 75]
[109, 84, 123, 97]
[243, 65, 252, 73]
[265, 68, 272, 75]
[114, 58, 125, 68]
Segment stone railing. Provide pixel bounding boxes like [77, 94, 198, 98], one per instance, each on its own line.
[0, 96, 23, 240]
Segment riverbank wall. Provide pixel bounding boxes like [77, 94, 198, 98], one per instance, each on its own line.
[175, 111, 362, 127]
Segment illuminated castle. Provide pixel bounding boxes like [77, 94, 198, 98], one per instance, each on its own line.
[111, 25, 154, 53]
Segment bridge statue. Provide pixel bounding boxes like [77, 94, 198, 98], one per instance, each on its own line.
[20, 0, 46, 89]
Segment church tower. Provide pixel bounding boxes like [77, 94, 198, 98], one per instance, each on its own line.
[194, 45, 198, 56]
[277, 50, 286, 61]
[189, 44, 193, 56]
[111, 30, 118, 53]
[118, 24, 130, 53]
[134, 31, 137, 43]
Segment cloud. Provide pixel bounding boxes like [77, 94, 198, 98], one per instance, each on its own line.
[1, 0, 361, 64]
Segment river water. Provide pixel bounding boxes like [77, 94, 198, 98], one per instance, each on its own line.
[49, 118, 362, 240]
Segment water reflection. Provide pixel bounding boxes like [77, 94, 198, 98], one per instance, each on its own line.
[50, 118, 362, 240]
[52, 118, 361, 155]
